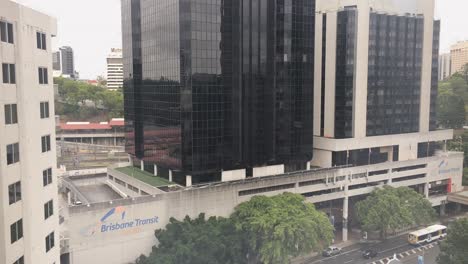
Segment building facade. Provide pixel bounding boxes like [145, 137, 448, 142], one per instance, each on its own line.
[0, 1, 60, 263]
[59, 46, 75, 78]
[52, 51, 61, 71]
[122, 0, 315, 184]
[312, 0, 446, 168]
[450, 40, 468, 75]
[106, 48, 123, 90]
[438, 53, 451, 81]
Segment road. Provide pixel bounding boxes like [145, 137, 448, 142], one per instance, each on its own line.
[302, 233, 441, 264]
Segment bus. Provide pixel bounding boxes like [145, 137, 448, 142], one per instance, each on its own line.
[408, 225, 447, 245]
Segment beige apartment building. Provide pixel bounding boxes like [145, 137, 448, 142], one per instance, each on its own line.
[0, 1, 60, 264]
[450, 40, 468, 74]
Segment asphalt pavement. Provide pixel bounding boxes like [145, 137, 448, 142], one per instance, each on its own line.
[302, 233, 441, 264]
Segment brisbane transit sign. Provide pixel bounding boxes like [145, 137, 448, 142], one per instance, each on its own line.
[80, 206, 159, 237]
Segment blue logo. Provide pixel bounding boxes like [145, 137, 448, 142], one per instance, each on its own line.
[80, 206, 159, 237]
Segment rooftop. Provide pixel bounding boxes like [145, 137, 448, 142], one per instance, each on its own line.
[116, 166, 172, 187]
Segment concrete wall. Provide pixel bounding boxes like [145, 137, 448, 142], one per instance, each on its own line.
[221, 169, 246, 182]
[0, 1, 59, 263]
[253, 164, 285, 177]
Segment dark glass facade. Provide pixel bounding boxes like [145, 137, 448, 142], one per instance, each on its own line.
[366, 13, 424, 137]
[334, 9, 356, 139]
[122, 0, 315, 183]
[430, 20, 440, 131]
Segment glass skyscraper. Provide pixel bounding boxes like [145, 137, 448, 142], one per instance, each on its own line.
[122, 0, 315, 184]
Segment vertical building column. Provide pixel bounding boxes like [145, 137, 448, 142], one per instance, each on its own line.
[353, 2, 370, 138]
[343, 196, 349, 242]
[424, 183, 430, 198]
[419, 0, 435, 132]
[153, 164, 158, 176]
[140, 160, 144, 171]
[324, 12, 337, 138]
[186, 175, 192, 187]
[342, 183, 349, 242]
[313, 13, 324, 136]
[169, 170, 173, 182]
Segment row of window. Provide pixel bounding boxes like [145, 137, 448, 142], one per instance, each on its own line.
[10, 218, 55, 251]
[2, 63, 50, 85]
[4, 102, 50, 124]
[2, 19, 49, 50]
[9, 174, 53, 206]
[6, 136, 51, 165]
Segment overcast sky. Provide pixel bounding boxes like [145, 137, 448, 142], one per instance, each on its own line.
[13, 0, 468, 80]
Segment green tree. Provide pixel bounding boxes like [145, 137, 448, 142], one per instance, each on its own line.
[231, 193, 334, 264]
[100, 90, 124, 117]
[135, 214, 246, 264]
[355, 186, 436, 239]
[437, 218, 468, 264]
[437, 92, 465, 129]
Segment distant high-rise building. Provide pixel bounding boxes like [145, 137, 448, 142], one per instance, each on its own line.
[450, 40, 468, 74]
[438, 53, 451, 81]
[106, 48, 123, 90]
[59, 46, 75, 78]
[122, 0, 315, 184]
[0, 1, 60, 263]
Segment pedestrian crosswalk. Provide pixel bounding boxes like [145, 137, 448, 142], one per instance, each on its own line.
[368, 241, 439, 264]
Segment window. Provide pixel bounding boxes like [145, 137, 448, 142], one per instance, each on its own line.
[44, 200, 54, 220]
[4, 104, 18, 124]
[36, 32, 46, 50]
[43, 168, 53, 186]
[41, 135, 51, 153]
[6, 143, 20, 165]
[10, 219, 23, 244]
[45, 232, 55, 252]
[38, 67, 48, 84]
[40, 102, 49, 119]
[2, 63, 16, 84]
[8, 181, 21, 205]
[0, 21, 14, 44]
[13, 256, 24, 264]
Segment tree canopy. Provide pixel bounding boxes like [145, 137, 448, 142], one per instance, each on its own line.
[231, 193, 334, 264]
[437, 218, 468, 264]
[135, 214, 246, 264]
[54, 77, 123, 120]
[437, 74, 467, 129]
[355, 186, 436, 239]
[135, 193, 334, 264]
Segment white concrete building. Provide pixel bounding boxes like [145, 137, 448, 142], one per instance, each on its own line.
[439, 53, 451, 81]
[0, 1, 60, 264]
[106, 48, 123, 90]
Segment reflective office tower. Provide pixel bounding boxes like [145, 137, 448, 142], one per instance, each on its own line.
[106, 48, 124, 90]
[0, 1, 60, 264]
[122, 0, 315, 184]
[312, 0, 447, 168]
[438, 53, 451, 81]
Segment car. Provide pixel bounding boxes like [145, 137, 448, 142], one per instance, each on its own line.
[362, 249, 378, 259]
[322, 246, 342, 257]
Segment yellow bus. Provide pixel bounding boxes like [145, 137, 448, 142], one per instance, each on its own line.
[408, 225, 447, 245]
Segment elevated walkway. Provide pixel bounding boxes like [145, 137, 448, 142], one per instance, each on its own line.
[448, 189, 468, 205]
